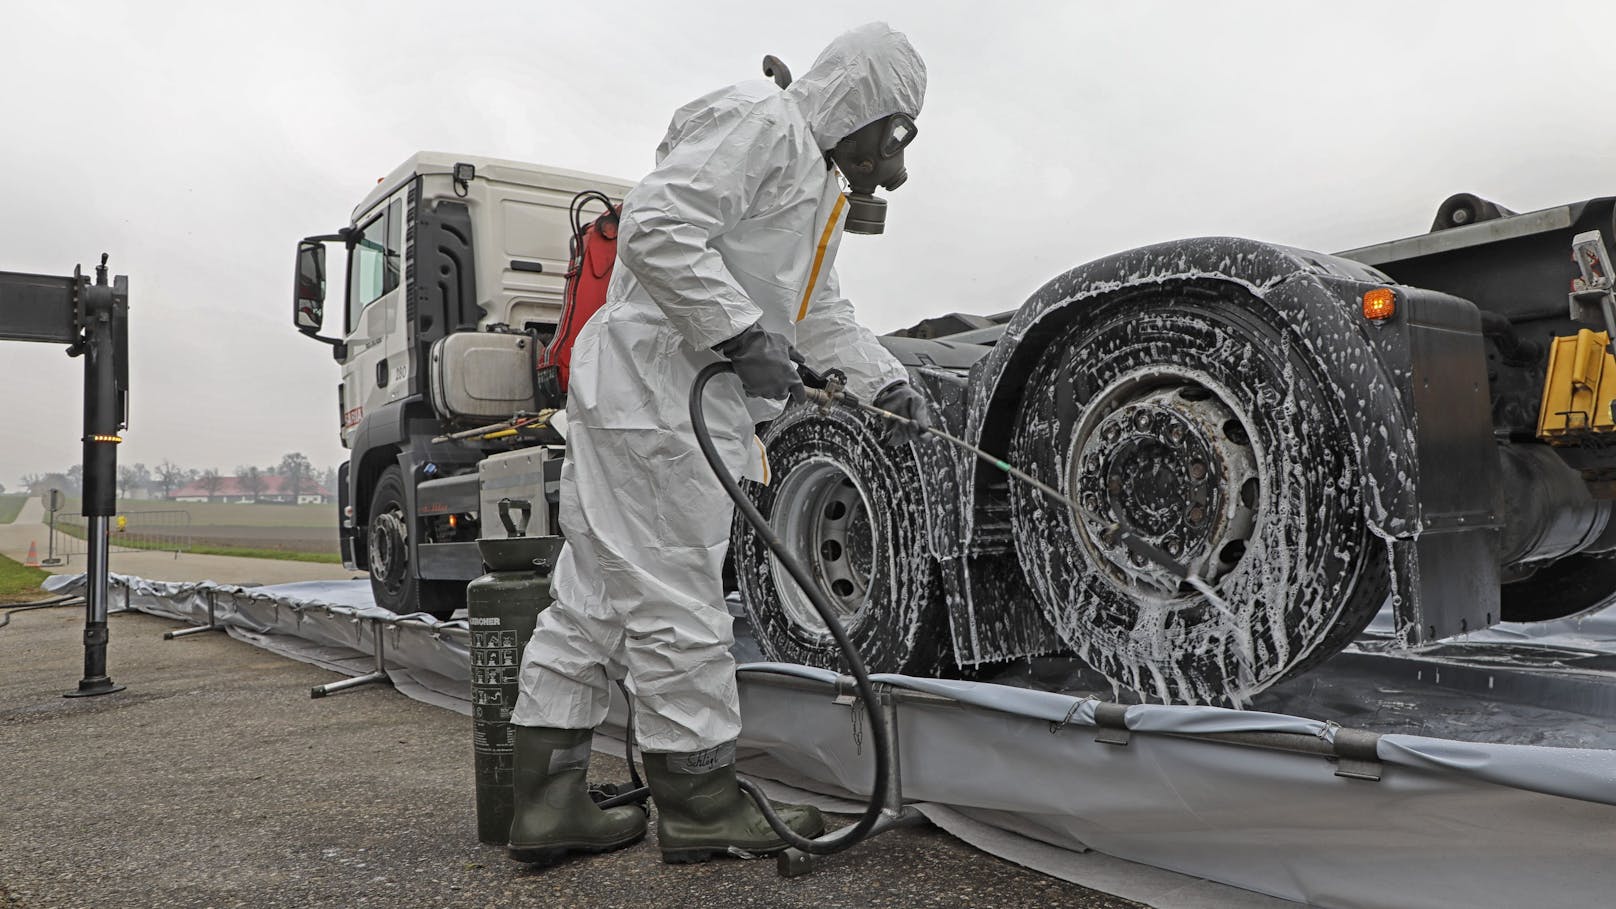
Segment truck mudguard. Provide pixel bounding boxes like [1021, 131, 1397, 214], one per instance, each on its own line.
[961, 237, 1497, 668]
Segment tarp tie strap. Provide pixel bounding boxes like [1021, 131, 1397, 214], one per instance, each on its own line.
[1049, 695, 1095, 734]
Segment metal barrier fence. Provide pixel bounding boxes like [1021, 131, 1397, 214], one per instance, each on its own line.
[51, 509, 192, 562]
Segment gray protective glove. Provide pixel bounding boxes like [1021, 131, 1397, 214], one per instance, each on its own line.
[713, 322, 805, 403]
[872, 381, 931, 447]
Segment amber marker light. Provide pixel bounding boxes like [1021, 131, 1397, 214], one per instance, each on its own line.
[1362, 288, 1397, 321]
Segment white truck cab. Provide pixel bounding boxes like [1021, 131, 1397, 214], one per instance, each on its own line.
[293, 152, 632, 616]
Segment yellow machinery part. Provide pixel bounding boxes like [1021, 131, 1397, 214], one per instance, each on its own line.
[1538, 329, 1616, 441]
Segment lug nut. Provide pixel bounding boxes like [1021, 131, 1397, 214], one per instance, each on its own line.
[1188, 505, 1206, 524]
[1133, 410, 1151, 431]
[1101, 422, 1120, 443]
[1169, 423, 1186, 442]
[1188, 461, 1207, 480]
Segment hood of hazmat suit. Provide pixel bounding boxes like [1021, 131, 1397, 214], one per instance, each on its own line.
[785, 21, 927, 151]
[512, 24, 927, 754]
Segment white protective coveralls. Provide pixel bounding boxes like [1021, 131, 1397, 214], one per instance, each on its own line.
[511, 23, 926, 753]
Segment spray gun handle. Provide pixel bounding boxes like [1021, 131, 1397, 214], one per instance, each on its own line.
[798, 362, 857, 412]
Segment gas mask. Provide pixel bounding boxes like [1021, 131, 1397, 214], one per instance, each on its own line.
[829, 112, 918, 235]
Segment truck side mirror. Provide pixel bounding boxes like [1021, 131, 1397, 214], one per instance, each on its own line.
[295, 240, 327, 334]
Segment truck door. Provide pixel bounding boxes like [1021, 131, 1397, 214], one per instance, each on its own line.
[340, 194, 409, 446]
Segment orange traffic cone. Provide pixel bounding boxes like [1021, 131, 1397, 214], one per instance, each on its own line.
[24, 541, 40, 567]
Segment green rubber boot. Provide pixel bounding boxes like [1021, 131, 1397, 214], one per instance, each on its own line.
[507, 726, 646, 865]
[643, 744, 826, 863]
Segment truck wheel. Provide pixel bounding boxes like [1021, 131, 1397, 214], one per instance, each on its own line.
[367, 466, 461, 620]
[1008, 285, 1389, 704]
[732, 402, 949, 675]
[1500, 553, 1616, 622]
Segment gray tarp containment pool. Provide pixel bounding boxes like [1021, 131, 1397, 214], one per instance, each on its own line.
[46, 574, 1616, 909]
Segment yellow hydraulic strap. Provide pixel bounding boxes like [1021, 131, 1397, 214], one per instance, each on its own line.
[795, 193, 847, 323]
[1538, 328, 1616, 440]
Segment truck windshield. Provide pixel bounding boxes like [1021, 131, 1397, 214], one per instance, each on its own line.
[347, 198, 402, 332]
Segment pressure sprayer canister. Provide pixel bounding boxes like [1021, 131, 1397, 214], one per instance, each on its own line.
[469, 500, 562, 845]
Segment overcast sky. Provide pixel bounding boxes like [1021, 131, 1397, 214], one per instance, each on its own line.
[4, 0, 1615, 487]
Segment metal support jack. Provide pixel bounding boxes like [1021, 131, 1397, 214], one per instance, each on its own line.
[310, 621, 392, 698]
[163, 589, 227, 640]
[776, 685, 926, 877]
[1, 256, 133, 698]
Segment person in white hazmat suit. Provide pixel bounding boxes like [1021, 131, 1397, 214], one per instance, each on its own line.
[504, 23, 931, 866]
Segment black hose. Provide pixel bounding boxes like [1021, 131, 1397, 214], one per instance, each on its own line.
[616, 680, 645, 792]
[690, 362, 891, 855]
[0, 595, 85, 631]
[591, 681, 652, 812]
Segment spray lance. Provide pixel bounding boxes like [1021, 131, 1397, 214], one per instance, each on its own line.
[800, 368, 1230, 592]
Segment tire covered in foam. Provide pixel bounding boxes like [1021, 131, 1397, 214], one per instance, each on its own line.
[732, 402, 949, 675]
[1008, 282, 1389, 704]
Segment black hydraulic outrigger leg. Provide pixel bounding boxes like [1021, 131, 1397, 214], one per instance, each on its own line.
[0, 254, 130, 697]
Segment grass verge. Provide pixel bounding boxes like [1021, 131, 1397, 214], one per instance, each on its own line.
[54, 523, 344, 564]
[64, 498, 335, 528]
[0, 552, 49, 604]
[0, 495, 26, 524]
[186, 544, 344, 564]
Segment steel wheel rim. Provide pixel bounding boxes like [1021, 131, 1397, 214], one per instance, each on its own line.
[768, 457, 874, 639]
[1065, 366, 1262, 600]
[370, 506, 409, 595]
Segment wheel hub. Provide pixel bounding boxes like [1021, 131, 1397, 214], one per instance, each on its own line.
[370, 508, 409, 588]
[1071, 382, 1259, 593]
[769, 459, 875, 638]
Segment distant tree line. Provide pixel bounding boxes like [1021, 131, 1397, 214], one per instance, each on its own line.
[17, 453, 338, 504]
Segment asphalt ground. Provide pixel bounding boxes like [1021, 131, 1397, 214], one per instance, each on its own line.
[0, 606, 1143, 909]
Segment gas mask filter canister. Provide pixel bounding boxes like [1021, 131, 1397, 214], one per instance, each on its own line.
[829, 113, 918, 235]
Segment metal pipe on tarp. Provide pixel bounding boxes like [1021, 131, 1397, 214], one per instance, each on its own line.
[164, 588, 225, 639]
[310, 622, 391, 698]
